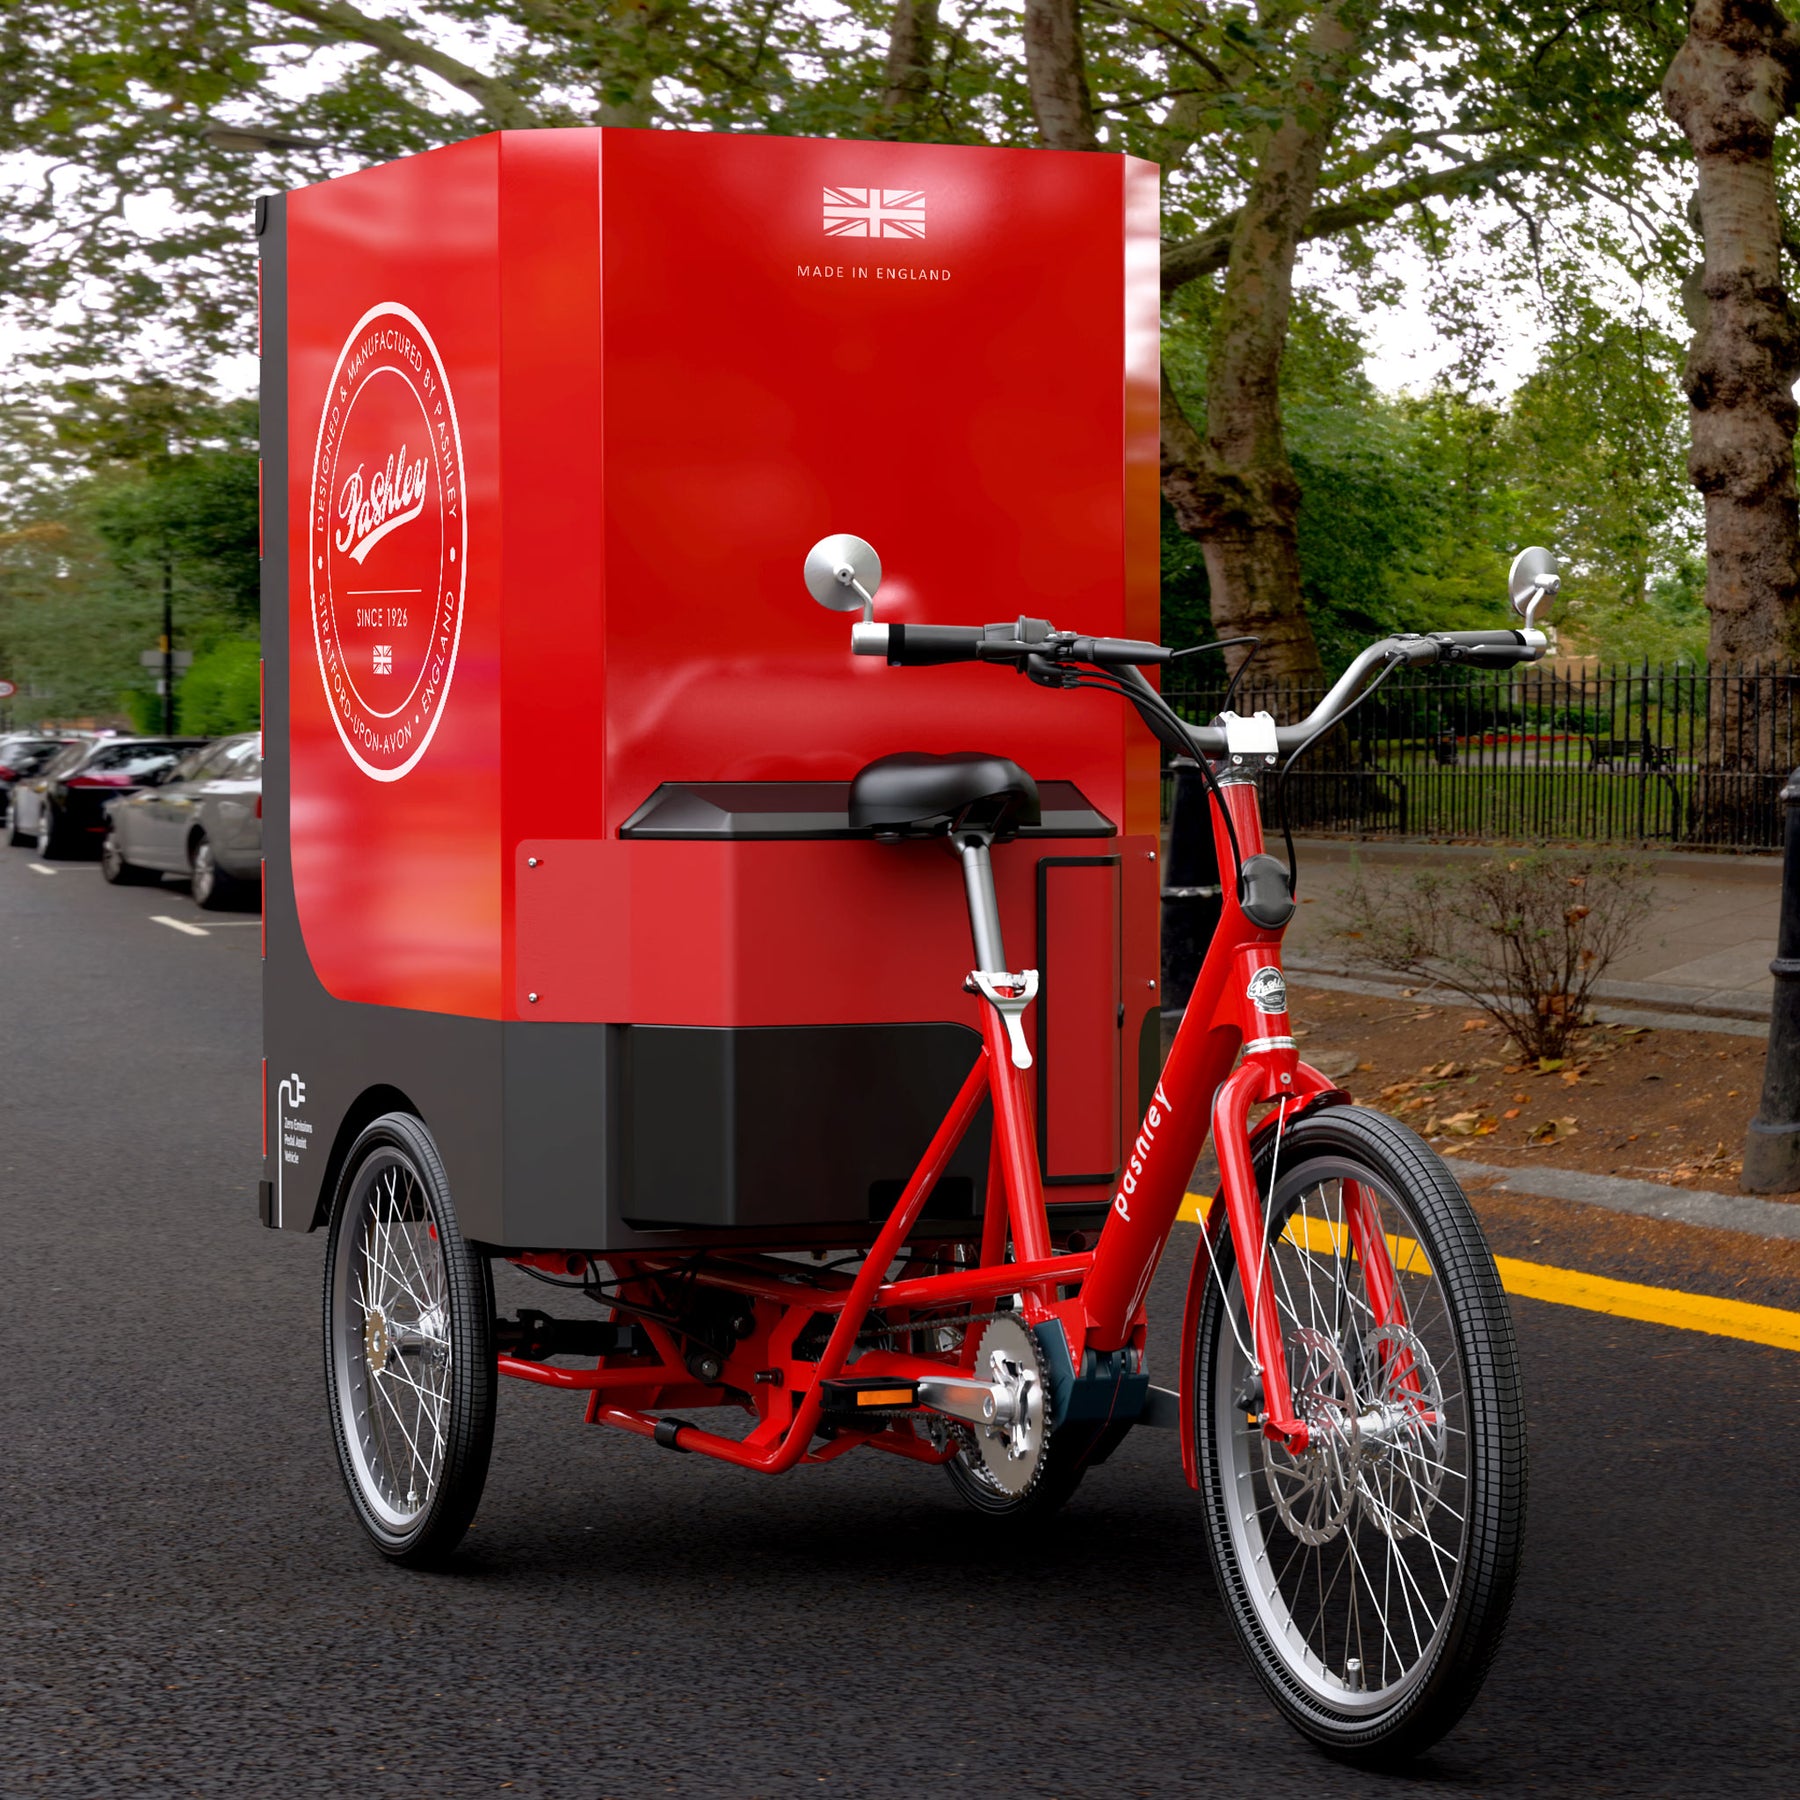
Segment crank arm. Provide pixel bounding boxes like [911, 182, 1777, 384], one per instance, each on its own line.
[916, 1372, 1016, 1429]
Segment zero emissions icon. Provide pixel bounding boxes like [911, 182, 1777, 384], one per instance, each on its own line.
[308, 301, 466, 782]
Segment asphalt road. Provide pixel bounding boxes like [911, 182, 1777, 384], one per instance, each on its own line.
[1, 845, 1796, 1798]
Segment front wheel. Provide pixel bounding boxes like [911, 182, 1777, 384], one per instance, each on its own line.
[4, 797, 28, 848]
[1193, 1106, 1525, 1764]
[324, 1112, 496, 1565]
[101, 832, 157, 885]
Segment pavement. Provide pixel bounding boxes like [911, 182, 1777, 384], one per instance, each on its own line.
[2, 846, 1798, 1797]
[1279, 840, 1783, 1024]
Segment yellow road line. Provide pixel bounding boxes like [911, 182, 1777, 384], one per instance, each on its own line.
[1491, 1257, 1800, 1353]
[1176, 1192, 1800, 1355]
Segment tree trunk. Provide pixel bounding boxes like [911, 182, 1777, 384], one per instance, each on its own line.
[1022, 0, 1100, 151]
[1664, 0, 1800, 666]
[1158, 7, 1369, 679]
[1664, 1, 1800, 837]
[875, 0, 939, 136]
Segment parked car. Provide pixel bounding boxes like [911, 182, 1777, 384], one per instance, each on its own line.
[0, 733, 84, 824]
[101, 732, 262, 907]
[9, 736, 206, 859]
[6, 739, 93, 849]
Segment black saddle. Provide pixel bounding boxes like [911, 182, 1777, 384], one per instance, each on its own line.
[849, 751, 1040, 840]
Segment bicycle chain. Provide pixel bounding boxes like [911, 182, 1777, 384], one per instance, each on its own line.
[854, 1305, 1018, 1348]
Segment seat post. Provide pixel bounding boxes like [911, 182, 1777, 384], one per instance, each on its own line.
[956, 832, 1006, 973]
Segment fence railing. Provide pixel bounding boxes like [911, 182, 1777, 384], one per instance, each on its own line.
[1159, 658, 1800, 849]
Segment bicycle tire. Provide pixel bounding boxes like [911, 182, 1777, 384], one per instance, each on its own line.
[323, 1112, 496, 1566]
[1192, 1104, 1525, 1763]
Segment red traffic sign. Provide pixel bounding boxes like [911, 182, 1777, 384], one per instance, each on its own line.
[0, 679, 16, 698]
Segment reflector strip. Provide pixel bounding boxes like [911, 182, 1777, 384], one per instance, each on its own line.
[856, 1388, 915, 1407]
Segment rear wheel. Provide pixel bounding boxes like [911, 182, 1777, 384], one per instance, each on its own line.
[324, 1113, 495, 1565]
[4, 798, 26, 848]
[35, 804, 65, 858]
[101, 832, 157, 885]
[1193, 1106, 1525, 1763]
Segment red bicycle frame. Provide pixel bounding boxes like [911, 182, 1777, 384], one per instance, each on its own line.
[498, 771, 1408, 1478]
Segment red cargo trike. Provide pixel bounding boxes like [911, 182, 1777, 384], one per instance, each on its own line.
[259, 128, 1534, 1760]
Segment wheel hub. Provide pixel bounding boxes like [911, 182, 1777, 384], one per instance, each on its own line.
[1353, 1324, 1447, 1541]
[1262, 1326, 1360, 1545]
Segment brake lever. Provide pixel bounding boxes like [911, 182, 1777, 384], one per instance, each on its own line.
[1024, 653, 1079, 687]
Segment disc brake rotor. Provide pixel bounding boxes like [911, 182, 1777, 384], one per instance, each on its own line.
[1262, 1326, 1360, 1546]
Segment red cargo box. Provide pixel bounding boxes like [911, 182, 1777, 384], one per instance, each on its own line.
[260, 127, 1160, 1250]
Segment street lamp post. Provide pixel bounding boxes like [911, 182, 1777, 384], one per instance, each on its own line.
[161, 551, 174, 734]
[1742, 766, 1800, 1192]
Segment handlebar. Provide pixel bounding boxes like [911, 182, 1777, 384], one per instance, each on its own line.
[852, 622, 1171, 668]
[851, 618, 1551, 758]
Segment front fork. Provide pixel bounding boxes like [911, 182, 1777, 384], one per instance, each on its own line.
[1212, 1074, 1416, 1458]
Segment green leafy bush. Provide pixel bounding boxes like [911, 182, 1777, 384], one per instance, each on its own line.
[177, 637, 260, 735]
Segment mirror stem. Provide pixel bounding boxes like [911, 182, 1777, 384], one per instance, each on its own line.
[833, 563, 877, 620]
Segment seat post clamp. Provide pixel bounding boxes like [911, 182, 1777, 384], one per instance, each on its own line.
[965, 969, 1040, 1069]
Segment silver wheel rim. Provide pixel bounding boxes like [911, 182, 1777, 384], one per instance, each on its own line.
[192, 843, 213, 900]
[1214, 1165, 1470, 1716]
[330, 1151, 455, 1533]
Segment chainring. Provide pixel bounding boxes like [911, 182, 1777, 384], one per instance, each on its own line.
[950, 1315, 1051, 1500]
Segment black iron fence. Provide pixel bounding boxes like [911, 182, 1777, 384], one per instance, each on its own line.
[1159, 659, 1800, 850]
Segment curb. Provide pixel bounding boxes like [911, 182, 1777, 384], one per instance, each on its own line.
[1450, 1158, 1800, 1242]
[1283, 954, 1771, 1032]
[1275, 967, 1770, 1039]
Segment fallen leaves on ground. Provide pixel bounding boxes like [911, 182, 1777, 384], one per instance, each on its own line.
[1428, 1108, 1499, 1139]
[1526, 1116, 1580, 1145]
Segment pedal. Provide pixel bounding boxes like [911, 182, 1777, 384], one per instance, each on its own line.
[818, 1376, 921, 1419]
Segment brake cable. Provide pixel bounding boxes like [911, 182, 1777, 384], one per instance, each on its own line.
[1069, 665, 1246, 904]
[1268, 651, 1406, 897]
[1214, 636, 1263, 714]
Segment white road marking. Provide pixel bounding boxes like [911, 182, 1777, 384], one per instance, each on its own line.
[151, 914, 210, 937]
[199, 920, 260, 928]
[27, 863, 56, 875]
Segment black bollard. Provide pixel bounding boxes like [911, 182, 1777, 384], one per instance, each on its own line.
[1161, 757, 1223, 1013]
[1742, 766, 1800, 1192]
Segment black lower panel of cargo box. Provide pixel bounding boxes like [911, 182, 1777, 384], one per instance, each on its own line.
[619, 1022, 988, 1229]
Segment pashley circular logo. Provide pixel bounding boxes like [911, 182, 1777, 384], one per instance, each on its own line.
[308, 301, 466, 782]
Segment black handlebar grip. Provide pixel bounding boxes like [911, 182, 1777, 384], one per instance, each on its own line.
[1456, 643, 1538, 668]
[1075, 637, 1173, 665]
[884, 623, 987, 666]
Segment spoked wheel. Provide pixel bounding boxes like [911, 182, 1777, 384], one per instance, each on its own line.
[324, 1112, 495, 1565]
[1193, 1106, 1525, 1763]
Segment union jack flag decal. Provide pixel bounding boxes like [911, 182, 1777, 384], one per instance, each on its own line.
[822, 187, 926, 239]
